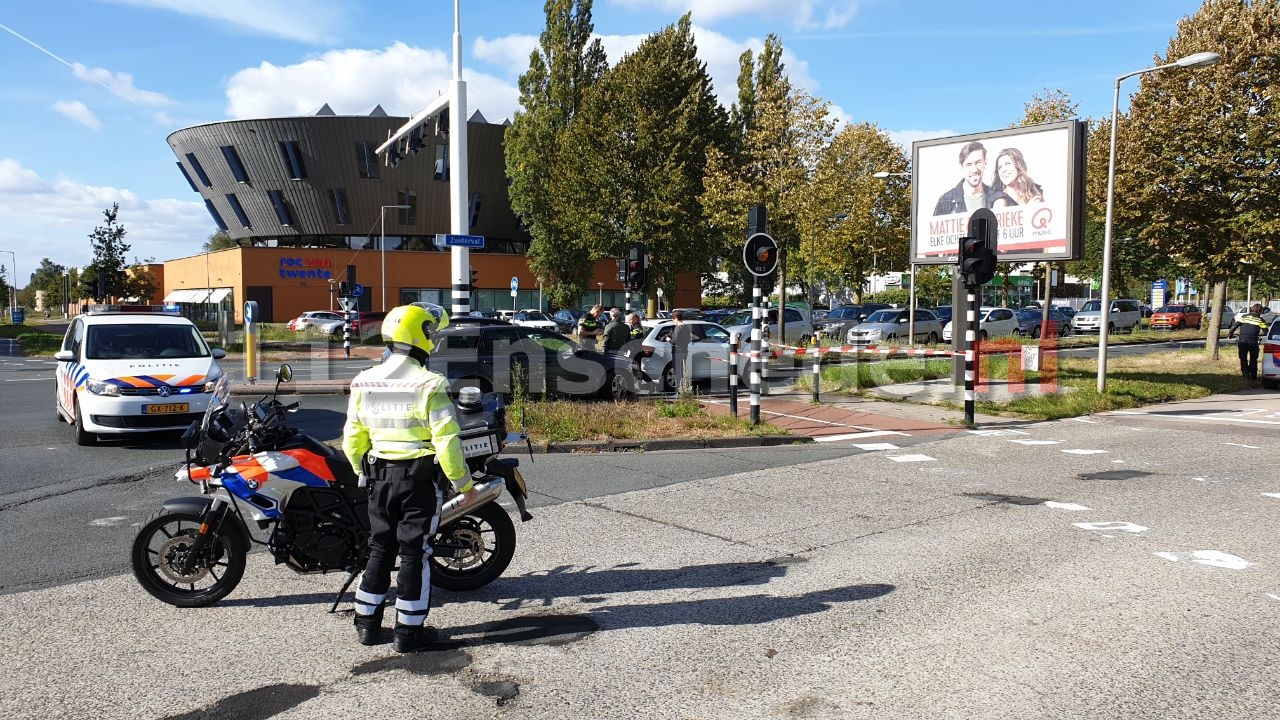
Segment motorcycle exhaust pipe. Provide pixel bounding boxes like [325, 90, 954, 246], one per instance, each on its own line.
[439, 476, 504, 526]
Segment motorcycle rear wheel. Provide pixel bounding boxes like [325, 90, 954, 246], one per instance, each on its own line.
[430, 502, 516, 592]
[131, 509, 246, 607]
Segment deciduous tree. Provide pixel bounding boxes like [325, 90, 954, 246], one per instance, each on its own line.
[81, 203, 131, 301]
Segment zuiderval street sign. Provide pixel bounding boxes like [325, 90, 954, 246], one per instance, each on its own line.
[437, 233, 485, 248]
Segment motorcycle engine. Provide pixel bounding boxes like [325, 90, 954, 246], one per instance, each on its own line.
[272, 488, 363, 572]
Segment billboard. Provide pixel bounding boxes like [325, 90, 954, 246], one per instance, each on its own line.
[910, 119, 1086, 265]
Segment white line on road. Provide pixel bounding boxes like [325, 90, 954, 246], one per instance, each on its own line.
[1062, 449, 1109, 455]
[88, 516, 129, 527]
[1224, 442, 1262, 449]
[1044, 501, 1090, 511]
[815, 430, 903, 442]
[853, 442, 899, 450]
[888, 454, 935, 462]
[1008, 439, 1063, 445]
[1155, 551, 1252, 570]
[1074, 521, 1148, 533]
[1262, 493, 1280, 499]
[4, 377, 51, 381]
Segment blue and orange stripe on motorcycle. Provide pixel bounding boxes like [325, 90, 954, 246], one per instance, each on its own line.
[282, 449, 337, 483]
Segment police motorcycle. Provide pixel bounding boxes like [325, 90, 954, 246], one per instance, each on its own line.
[130, 364, 533, 609]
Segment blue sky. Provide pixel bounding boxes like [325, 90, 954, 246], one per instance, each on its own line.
[0, 0, 1205, 280]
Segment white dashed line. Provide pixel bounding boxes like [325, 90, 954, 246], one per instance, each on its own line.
[1155, 551, 1252, 570]
[1073, 521, 1148, 533]
[1225, 442, 1262, 449]
[815, 430, 904, 442]
[853, 443, 899, 451]
[1044, 501, 1090, 511]
[1062, 449, 1109, 455]
[968, 429, 1030, 437]
[1008, 439, 1063, 445]
[1262, 493, 1280, 500]
[89, 516, 129, 527]
[887, 454, 935, 463]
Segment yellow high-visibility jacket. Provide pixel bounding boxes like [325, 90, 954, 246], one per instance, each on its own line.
[342, 354, 467, 483]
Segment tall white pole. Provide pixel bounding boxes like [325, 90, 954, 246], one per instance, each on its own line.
[1097, 76, 1122, 393]
[380, 208, 387, 312]
[449, 0, 471, 319]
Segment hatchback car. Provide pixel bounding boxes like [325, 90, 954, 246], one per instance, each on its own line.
[846, 309, 944, 346]
[722, 306, 814, 346]
[511, 309, 558, 332]
[1071, 299, 1142, 334]
[54, 307, 226, 445]
[943, 306, 1020, 341]
[426, 324, 635, 400]
[817, 304, 892, 341]
[288, 310, 344, 332]
[1149, 304, 1203, 331]
[1013, 307, 1072, 338]
[632, 320, 751, 391]
[552, 308, 585, 333]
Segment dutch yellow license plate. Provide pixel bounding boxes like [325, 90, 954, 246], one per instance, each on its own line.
[143, 403, 190, 414]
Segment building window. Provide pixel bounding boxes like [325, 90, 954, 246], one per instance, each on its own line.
[397, 190, 417, 224]
[278, 140, 307, 180]
[204, 199, 228, 232]
[176, 162, 199, 192]
[185, 153, 212, 187]
[433, 144, 448, 181]
[225, 193, 251, 228]
[356, 141, 380, 179]
[220, 145, 250, 183]
[268, 190, 293, 226]
[329, 188, 350, 225]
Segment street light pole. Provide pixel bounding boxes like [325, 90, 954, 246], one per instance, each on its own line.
[380, 204, 411, 312]
[0, 249, 16, 318]
[597, 282, 603, 307]
[1098, 51, 1219, 393]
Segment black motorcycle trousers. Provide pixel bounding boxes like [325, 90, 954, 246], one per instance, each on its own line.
[355, 456, 443, 627]
[1238, 341, 1260, 380]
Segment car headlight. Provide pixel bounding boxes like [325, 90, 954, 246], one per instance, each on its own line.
[86, 378, 121, 396]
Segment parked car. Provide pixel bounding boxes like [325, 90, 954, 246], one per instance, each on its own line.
[721, 306, 814, 345]
[816, 304, 892, 341]
[1054, 305, 1077, 320]
[1260, 318, 1280, 389]
[287, 310, 343, 332]
[701, 308, 739, 325]
[942, 306, 1020, 341]
[1149, 304, 1203, 331]
[1013, 307, 1072, 338]
[633, 320, 750, 391]
[846, 308, 944, 346]
[1070, 298, 1142, 334]
[511, 309, 558, 332]
[53, 306, 226, 445]
[1202, 304, 1236, 329]
[552, 308, 585, 333]
[933, 305, 953, 324]
[426, 324, 635, 400]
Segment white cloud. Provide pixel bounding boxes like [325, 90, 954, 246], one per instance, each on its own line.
[609, 0, 860, 30]
[72, 63, 173, 107]
[105, 0, 344, 44]
[889, 129, 960, 151]
[0, 159, 210, 269]
[473, 34, 539, 75]
[225, 42, 521, 124]
[52, 100, 102, 130]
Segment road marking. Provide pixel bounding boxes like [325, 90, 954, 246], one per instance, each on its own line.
[888, 454, 935, 462]
[1262, 493, 1280, 499]
[1119, 412, 1280, 427]
[968, 429, 1030, 437]
[1062, 449, 1109, 455]
[1044, 501, 1090, 511]
[853, 442, 899, 450]
[1074, 521, 1148, 533]
[1268, 594, 1280, 602]
[1008, 439, 1062, 445]
[1155, 551, 1252, 570]
[815, 430, 903, 442]
[1069, 417, 1098, 424]
[89, 516, 129, 527]
[1225, 442, 1262, 449]
[3, 377, 52, 382]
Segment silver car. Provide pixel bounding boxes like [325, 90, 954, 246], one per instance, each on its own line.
[846, 308, 944, 346]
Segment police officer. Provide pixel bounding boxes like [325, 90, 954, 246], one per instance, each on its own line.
[1228, 303, 1269, 381]
[577, 304, 604, 349]
[602, 308, 630, 352]
[343, 303, 471, 652]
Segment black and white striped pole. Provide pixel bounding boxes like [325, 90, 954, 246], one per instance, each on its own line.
[750, 284, 762, 425]
[958, 208, 999, 429]
[729, 331, 740, 417]
[743, 215, 777, 427]
[964, 289, 977, 427]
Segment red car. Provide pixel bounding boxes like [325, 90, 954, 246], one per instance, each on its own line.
[1149, 304, 1203, 330]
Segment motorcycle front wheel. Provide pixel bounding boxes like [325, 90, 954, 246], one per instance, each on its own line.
[430, 502, 516, 592]
[131, 509, 247, 607]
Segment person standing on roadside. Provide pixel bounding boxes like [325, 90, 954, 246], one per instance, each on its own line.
[578, 304, 603, 350]
[343, 303, 471, 653]
[1227, 303, 1268, 381]
[670, 309, 693, 392]
[602, 308, 629, 353]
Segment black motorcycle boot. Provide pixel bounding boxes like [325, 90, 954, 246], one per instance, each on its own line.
[354, 607, 385, 646]
[392, 623, 438, 653]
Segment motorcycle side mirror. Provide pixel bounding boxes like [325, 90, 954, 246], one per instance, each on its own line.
[274, 364, 292, 396]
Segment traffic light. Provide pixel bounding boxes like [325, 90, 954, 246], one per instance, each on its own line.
[346, 264, 357, 285]
[469, 193, 482, 229]
[469, 268, 479, 292]
[338, 281, 351, 297]
[615, 258, 626, 283]
[626, 243, 648, 292]
[959, 237, 998, 288]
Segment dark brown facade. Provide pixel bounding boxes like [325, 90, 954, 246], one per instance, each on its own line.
[166, 107, 526, 253]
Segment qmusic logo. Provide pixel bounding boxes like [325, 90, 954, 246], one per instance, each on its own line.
[1031, 208, 1053, 230]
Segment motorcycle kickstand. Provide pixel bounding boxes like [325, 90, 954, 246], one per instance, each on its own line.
[329, 569, 360, 614]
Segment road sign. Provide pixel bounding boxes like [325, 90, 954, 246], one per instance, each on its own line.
[339, 297, 358, 312]
[443, 234, 485, 248]
[743, 233, 778, 277]
[243, 300, 257, 326]
[510, 276, 519, 297]
[351, 283, 364, 298]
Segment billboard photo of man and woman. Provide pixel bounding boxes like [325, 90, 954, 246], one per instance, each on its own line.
[910, 120, 1085, 264]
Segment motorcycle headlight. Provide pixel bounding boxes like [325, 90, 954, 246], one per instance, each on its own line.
[203, 376, 222, 393]
[86, 378, 120, 396]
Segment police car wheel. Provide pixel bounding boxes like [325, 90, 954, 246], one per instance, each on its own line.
[73, 398, 95, 446]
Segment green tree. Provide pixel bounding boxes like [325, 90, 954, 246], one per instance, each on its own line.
[554, 14, 729, 302]
[26, 258, 68, 310]
[505, 0, 607, 309]
[1017, 88, 1078, 128]
[1110, 0, 1280, 357]
[203, 231, 236, 251]
[80, 203, 131, 301]
[125, 260, 161, 303]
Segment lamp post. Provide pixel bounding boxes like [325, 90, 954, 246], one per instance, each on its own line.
[597, 282, 604, 307]
[1097, 51, 1219, 392]
[0, 249, 15, 318]
[380, 204, 411, 312]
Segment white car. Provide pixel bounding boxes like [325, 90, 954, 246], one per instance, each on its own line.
[633, 320, 749, 391]
[54, 306, 226, 445]
[511, 309, 558, 332]
[721, 306, 814, 346]
[288, 310, 343, 331]
[942, 306, 1020, 341]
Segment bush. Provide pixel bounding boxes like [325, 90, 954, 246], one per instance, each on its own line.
[17, 332, 63, 355]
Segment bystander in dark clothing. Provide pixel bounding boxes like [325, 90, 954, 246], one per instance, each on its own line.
[1228, 304, 1268, 380]
[602, 309, 630, 352]
[670, 310, 693, 392]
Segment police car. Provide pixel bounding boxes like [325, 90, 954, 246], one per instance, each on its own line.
[54, 305, 226, 445]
